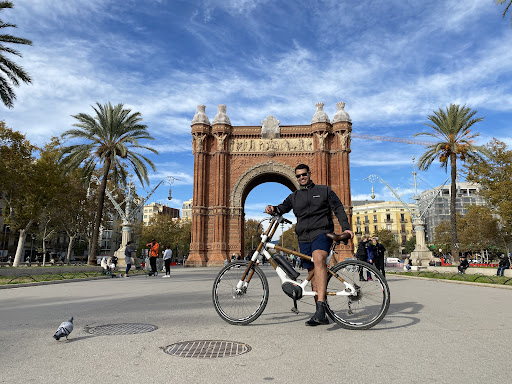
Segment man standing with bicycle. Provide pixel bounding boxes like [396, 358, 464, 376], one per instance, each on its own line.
[265, 164, 353, 326]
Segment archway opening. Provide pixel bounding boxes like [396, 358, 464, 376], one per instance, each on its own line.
[243, 177, 297, 256]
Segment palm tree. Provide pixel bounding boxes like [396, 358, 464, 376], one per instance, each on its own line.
[414, 104, 488, 263]
[0, 1, 32, 108]
[495, 0, 512, 25]
[61, 102, 158, 265]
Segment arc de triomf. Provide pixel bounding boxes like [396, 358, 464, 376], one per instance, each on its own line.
[186, 102, 353, 267]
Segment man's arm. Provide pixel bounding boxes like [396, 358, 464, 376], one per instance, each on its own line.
[327, 188, 352, 236]
[265, 194, 293, 215]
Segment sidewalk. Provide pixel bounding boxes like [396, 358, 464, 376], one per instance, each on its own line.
[0, 266, 511, 384]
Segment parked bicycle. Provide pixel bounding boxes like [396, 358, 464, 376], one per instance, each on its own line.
[212, 214, 390, 329]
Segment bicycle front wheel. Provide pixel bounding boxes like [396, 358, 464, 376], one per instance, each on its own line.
[326, 260, 390, 330]
[212, 261, 269, 325]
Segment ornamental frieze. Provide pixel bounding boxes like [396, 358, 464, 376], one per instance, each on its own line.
[229, 137, 313, 153]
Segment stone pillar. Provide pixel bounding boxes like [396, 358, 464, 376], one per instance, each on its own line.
[209, 105, 232, 266]
[187, 105, 211, 267]
[332, 101, 354, 262]
[410, 217, 433, 266]
[311, 103, 331, 185]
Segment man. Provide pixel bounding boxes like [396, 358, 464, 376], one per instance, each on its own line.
[265, 164, 353, 326]
[372, 237, 386, 278]
[356, 236, 374, 281]
[146, 239, 160, 276]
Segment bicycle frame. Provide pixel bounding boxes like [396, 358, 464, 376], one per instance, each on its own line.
[236, 214, 357, 298]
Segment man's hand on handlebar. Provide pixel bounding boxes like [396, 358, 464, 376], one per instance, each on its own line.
[265, 205, 275, 215]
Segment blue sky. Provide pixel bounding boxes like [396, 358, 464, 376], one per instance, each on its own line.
[4, 0, 512, 224]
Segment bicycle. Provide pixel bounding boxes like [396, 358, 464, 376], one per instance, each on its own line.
[212, 214, 390, 329]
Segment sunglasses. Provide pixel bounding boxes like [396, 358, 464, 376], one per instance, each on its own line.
[295, 172, 309, 178]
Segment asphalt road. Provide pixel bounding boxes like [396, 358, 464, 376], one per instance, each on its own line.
[1, 266, 511, 384]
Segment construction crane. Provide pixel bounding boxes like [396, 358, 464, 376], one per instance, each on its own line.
[352, 133, 436, 146]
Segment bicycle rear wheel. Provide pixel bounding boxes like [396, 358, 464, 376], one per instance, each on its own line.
[212, 261, 269, 325]
[326, 260, 390, 330]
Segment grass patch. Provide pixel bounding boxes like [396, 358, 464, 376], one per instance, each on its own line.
[390, 271, 512, 285]
[0, 270, 146, 285]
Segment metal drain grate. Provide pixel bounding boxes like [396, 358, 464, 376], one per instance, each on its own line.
[85, 323, 158, 336]
[163, 340, 251, 358]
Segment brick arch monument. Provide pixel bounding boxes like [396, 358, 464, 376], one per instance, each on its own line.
[186, 102, 354, 267]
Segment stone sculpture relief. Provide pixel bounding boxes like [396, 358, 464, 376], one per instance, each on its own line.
[261, 115, 281, 139]
[229, 138, 313, 153]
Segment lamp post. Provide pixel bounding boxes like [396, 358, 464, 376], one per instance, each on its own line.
[88, 175, 179, 267]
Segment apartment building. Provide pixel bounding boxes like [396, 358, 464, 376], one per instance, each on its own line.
[351, 200, 415, 249]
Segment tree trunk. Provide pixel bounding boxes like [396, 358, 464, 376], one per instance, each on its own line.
[450, 153, 459, 264]
[66, 234, 75, 265]
[13, 220, 33, 267]
[42, 238, 46, 266]
[88, 158, 111, 265]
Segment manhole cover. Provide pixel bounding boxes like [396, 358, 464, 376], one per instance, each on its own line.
[163, 340, 251, 358]
[85, 323, 158, 335]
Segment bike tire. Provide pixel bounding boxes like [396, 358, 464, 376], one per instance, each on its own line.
[212, 261, 269, 325]
[325, 259, 390, 330]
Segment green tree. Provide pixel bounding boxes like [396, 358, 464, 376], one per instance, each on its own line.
[278, 224, 299, 252]
[373, 229, 400, 257]
[415, 104, 488, 263]
[403, 236, 416, 255]
[457, 205, 501, 254]
[141, 215, 190, 260]
[0, 1, 32, 108]
[433, 220, 452, 253]
[466, 139, 512, 251]
[60, 102, 158, 265]
[1, 122, 36, 266]
[495, 0, 512, 25]
[245, 218, 264, 255]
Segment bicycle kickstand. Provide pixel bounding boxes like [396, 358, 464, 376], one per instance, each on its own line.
[291, 292, 299, 314]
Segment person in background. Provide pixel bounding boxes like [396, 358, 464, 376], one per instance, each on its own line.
[124, 241, 134, 278]
[162, 245, 172, 278]
[146, 239, 160, 276]
[356, 236, 374, 281]
[372, 237, 386, 278]
[496, 254, 510, 276]
[458, 254, 469, 274]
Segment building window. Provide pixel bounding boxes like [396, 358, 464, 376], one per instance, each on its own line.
[373, 214, 377, 223]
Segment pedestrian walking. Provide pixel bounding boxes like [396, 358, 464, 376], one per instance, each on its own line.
[124, 241, 134, 278]
[146, 239, 160, 276]
[163, 246, 172, 278]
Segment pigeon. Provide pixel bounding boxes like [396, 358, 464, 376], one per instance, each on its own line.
[53, 317, 74, 341]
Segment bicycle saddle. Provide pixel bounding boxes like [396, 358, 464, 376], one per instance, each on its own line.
[326, 233, 351, 242]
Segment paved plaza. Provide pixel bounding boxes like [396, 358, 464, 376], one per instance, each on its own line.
[0, 266, 511, 384]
